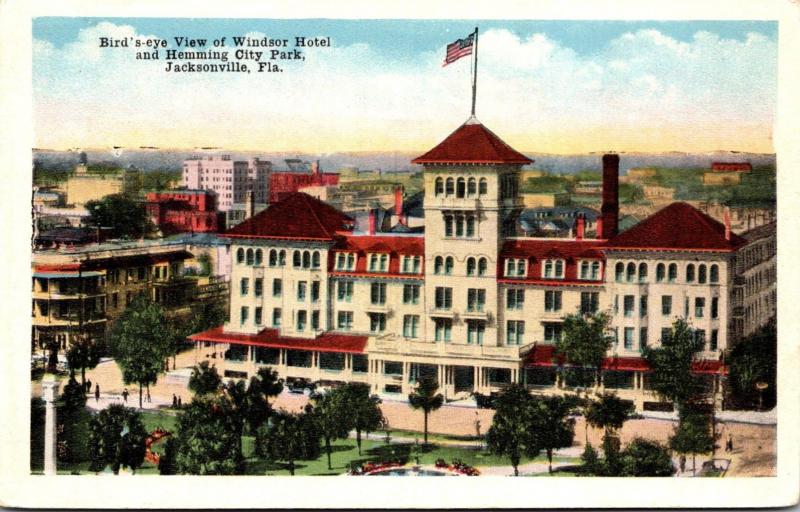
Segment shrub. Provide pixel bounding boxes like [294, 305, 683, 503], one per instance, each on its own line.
[620, 437, 674, 477]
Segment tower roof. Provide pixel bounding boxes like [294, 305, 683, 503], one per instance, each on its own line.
[412, 117, 533, 165]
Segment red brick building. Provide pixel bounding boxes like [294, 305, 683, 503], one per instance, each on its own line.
[711, 162, 752, 173]
[269, 161, 339, 203]
[146, 189, 223, 234]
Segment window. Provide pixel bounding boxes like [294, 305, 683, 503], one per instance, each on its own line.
[434, 318, 452, 342]
[369, 254, 389, 272]
[255, 249, 263, 266]
[543, 259, 564, 279]
[272, 308, 282, 327]
[466, 216, 475, 237]
[580, 292, 599, 314]
[695, 297, 705, 318]
[711, 297, 718, 319]
[710, 264, 719, 283]
[434, 256, 443, 275]
[255, 278, 263, 297]
[455, 216, 464, 236]
[467, 178, 477, 196]
[369, 313, 386, 333]
[695, 329, 706, 345]
[624, 327, 635, 349]
[656, 263, 665, 282]
[662, 295, 672, 315]
[311, 281, 320, 302]
[296, 310, 307, 330]
[255, 307, 263, 325]
[236, 248, 244, 263]
[240, 306, 249, 325]
[312, 251, 321, 269]
[626, 262, 636, 282]
[445, 177, 455, 196]
[710, 329, 719, 351]
[543, 323, 561, 344]
[640, 296, 648, 317]
[444, 256, 454, 275]
[478, 258, 488, 276]
[337, 311, 353, 331]
[580, 261, 600, 280]
[302, 251, 311, 269]
[638, 263, 648, 282]
[246, 249, 254, 266]
[279, 250, 286, 266]
[467, 289, 486, 312]
[507, 289, 525, 310]
[623, 295, 634, 317]
[615, 262, 624, 282]
[435, 287, 452, 309]
[507, 321, 525, 345]
[435, 177, 444, 196]
[335, 252, 355, 271]
[545, 290, 562, 312]
[456, 177, 466, 198]
[337, 281, 353, 302]
[240, 277, 249, 295]
[640, 327, 648, 349]
[668, 264, 677, 283]
[273, 279, 282, 297]
[403, 284, 420, 304]
[297, 281, 307, 301]
[467, 320, 485, 345]
[507, 258, 526, 277]
[661, 327, 672, 343]
[269, 249, 278, 267]
[370, 282, 387, 305]
[466, 257, 476, 276]
[402, 256, 421, 274]
[293, 251, 301, 268]
[403, 315, 420, 338]
[698, 264, 707, 284]
[686, 264, 695, 283]
[444, 215, 453, 237]
[478, 178, 488, 195]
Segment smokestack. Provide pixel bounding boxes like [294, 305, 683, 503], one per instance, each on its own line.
[368, 208, 376, 235]
[575, 213, 585, 240]
[245, 189, 255, 220]
[724, 207, 731, 240]
[394, 187, 404, 225]
[600, 154, 619, 239]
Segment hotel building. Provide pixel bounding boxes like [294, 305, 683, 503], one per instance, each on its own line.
[182, 156, 271, 211]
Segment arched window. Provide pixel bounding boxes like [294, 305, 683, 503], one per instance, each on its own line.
[302, 251, 311, 269]
[466, 257, 476, 276]
[686, 264, 695, 283]
[467, 178, 477, 196]
[615, 262, 624, 282]
[668, 263, 677, 282]
[269, 249, 277, 267]
[312, 251, 321, 269]
[434, 256, 443, 275]
[434, 177, 444, 196]
[444, 215, 453, 237]
[255, 249, 263, 266]
[445, 257, 454, 275]
[656, 263, 665, 282]
[246, 249, 254, 266]
[638, 263, 648, 283]
[279, 250, 286, 266]
[466, 216, 475, 237]
[544, 260, 553, 278]
[236, 248, 244, 264]
[445, 178, 455, 196]
[698, 264, 707, 284]
[456, 178, 466, 198]
[478, 257, 487, 276]
[626, 262, 636, 282]
[710, 264, 719, 283]
[479, 178, 488, 195]
[293, 250, 301, 268]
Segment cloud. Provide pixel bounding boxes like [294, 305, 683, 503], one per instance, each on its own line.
[33, 23, 777, 153]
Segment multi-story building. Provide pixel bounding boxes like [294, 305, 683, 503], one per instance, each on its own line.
[182, 156, 271, 211]
[269, 160, 339, 204]
[63, 163, 141, 207]
[189, 118, 775, 411]
[145, 189, 223, 235]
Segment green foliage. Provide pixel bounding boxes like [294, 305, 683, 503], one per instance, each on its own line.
[486, 384, 541, 476]
[188, 361, 222, 396]
[65, 332, 104, 385]
[85, 194, 150, 239]
[728, 319, 776, 409]
[87, 404, 147, 474]
[311, 387, 354, 469]
[530, 395, 576, 473]
[255, 409, 320, 475]
[60, 377, 87, 412]
[669, 406, 714, 462]
[642, 318, 705, 408]
[620, 438, 674, 476]
[141, 169, 181, 192]
[242, 368, 283, 433]
[586, 392, 635, 437]
[618, 183, 644, 203]
[157, 436, 178, 475]
[580, 442, 601, 475]
[110, 296, 172, 407]
[602, 434, 623, 476]
[523, 174, 570, 194]
[342, 382, 385, 455]
[196, 252, 213, 276]
[408, 377, 444, 445]
[173, 394, 245, 475]
[557, 310, 613, 386]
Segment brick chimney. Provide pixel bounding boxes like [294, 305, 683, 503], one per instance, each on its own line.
[394, 187, 405, 225]
[244, 189, 255, 219]
[600, 154, 619, 239]
[575, 213, 585, 240]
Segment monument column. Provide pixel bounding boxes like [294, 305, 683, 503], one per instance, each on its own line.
[42, 375, 61, 476]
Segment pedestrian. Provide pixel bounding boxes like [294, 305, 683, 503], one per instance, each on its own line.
[727, 433, 734, 453]
[123, 388, 129, 403]
[679, 454, 686, 474]
[86, 379, 92, 394]
[177, 396, 182, 408]
[172, 394, 178, 408]
[94, 383, 100, 403]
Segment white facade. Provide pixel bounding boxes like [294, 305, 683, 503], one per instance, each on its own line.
[182, 156, 271, 211]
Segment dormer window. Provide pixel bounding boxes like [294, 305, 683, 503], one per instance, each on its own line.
[401, 255, 421, 274]
[335, 252, 356, 271]
[543, 259, 564, 279]
[580, 260, 601, 280]
[505, 258, 526, 277]
[368, 253, 389, 273]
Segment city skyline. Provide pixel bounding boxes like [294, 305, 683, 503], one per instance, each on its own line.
[34, 18, 777, 154]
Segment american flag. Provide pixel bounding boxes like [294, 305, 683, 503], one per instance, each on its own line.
[443, 33, 474, 67]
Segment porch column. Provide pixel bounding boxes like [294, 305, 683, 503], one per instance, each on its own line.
[42, 376, 60, 476]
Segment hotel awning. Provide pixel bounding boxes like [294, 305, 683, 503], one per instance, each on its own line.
[189, 326, 368, 354]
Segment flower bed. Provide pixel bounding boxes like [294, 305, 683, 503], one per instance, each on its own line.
[435, 458, 480, 476]
[144, 427, 172, 464]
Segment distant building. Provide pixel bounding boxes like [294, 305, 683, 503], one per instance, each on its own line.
[643, 185, 675, 201]
[269, 160, 339, 203]
[520, 192, 569, 208]
[518, 206, 599, 238]
[626, 168, 657, 182]
[574, 180, 603, 195]
[182, 155, 271, 211]
[703, 172, 742, 186]
[64, 163, 141, 207]
[165, 232, 233, 281]
[145, 189, 223, 235]
[711, 162, 752, 173]
[33, 188, 64, 208]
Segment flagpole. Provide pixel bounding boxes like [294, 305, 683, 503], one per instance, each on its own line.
[471, 27, 479, 117]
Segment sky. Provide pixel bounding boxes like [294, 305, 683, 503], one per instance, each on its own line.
[32, 18, 778, 154]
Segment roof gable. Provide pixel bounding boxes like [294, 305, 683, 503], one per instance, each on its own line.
[225, 192, 353, 240]
[606, 202, 747, 251]
[412, 117, 533, 165]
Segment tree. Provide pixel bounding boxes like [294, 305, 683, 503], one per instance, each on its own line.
[196, 252, 213, 276]
[65, 331, 104, 386]
[242, 368, 283, 433]
[669, 405, 714, 476]
[585, 392, 635, 445]
[158, 436, 178, 475]
[486, 384, 540, 476]
[530, 395, 576, 473]
[86, 194, 150, 239]
[87, 404, 147, 474]
[557, 310, 614, 388]
[343, 383, 385, 455]
[255, 409, 320, 475]
[173, 394, 244, 475]
[60, 377, 87, 412]
[407, 377, 444, 446]
[642, 318, 705, 409]
[310, 388, 353, 470]
[110, 296, 172, 408]
[728, 319, 776, 409]
[188, 361, 222, 396]
[620, 438, 674, 476]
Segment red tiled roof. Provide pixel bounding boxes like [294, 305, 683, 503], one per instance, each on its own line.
[412, 119, 533, 165]
[605, 202, 748, 252]
[188, 326, 367, 354]
[225, 192, 354, 241]
[524, 349, 727, 375]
